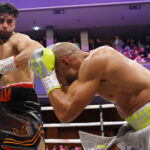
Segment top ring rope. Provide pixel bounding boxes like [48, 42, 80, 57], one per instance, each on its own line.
[41, 104, 115, 111]
[43, 121, 127, 128]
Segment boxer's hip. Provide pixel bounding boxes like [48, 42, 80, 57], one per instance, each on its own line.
[126, 102, 150, 130]
[0, 83, 43, 149]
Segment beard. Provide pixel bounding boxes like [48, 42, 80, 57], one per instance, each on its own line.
[0, 31, 13, 41]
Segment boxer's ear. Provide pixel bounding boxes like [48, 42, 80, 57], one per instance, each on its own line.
[60, 57, 71, 67]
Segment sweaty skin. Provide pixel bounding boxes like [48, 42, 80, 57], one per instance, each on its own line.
[0, 32, 43, 87]
[0, 13, 45, 150]
[0, 13, 43, 87]
[49, 45, 150, 122]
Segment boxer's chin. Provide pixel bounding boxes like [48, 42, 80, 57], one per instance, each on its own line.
[0, 31, 13, 40]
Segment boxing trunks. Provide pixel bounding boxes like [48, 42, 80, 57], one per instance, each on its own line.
[0, 83, 43, 150]
[126, 102, 150, 130]
[79, 103, 150, 150]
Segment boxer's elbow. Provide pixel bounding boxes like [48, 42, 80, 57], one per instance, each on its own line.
[58, 102, 80, 123]
[59, 114, 75, 123]
[29, 41, 44, 52]
[59, 116, 71, 123]
[58, 109, 74, 123]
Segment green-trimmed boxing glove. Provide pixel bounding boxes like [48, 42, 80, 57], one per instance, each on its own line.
[28, 48, 55, 78]
[28, 48, 61, 95]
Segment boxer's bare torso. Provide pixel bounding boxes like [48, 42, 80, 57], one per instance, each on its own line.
[89, 46, 150, 117]
[0, 32, 45, 150]
[0, 32, 41, 87]
[0, 8, 45, 149]
[49, 44, 150, 122]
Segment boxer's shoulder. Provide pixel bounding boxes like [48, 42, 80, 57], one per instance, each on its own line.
[11, 32, 31, 42]
[89, 46, 115, 60]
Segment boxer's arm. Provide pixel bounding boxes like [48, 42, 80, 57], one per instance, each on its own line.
[49, 77, 99, 122]
[0, 34, 43, 75]
[28, 46, 105, 122]
[48, 58, 101, 122]
[14, 33, 44, 66]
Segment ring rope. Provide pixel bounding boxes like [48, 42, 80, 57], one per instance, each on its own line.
[43, 121, 126, 128]
[45, 139, 81, 144]
[41, 104, 115, 111]
[99, 105, 104, 136]
[42, 103, 123, 144]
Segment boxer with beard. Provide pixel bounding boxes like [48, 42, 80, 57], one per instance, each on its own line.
[0, 2, 46, 150]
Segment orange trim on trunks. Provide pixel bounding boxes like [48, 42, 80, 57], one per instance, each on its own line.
[3, 125, 42, 146]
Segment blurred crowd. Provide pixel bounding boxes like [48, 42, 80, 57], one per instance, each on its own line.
[88, 35, 150, 63]
[38, 34, 150, 63]
[46, 144, 82, 150]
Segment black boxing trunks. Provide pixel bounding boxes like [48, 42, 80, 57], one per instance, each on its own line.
[0, 83, 43, 150]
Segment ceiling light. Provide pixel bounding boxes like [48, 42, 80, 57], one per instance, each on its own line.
[33, 26, 40, 31]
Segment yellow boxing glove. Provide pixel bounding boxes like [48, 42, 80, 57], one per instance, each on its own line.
[29, 48, 61, 95]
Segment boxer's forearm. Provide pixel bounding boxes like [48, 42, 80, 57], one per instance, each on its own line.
[0, 56, 18, 74]
[48, 89, 78, 123]
[0, 41, 43, 74]
[48, 80, 97, 123]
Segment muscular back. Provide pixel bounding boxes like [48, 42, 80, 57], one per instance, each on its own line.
[79, 46, 150, 118]
[0, 32, 42, 87]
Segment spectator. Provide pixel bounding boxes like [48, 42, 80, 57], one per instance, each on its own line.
[123, 45, 132, 58]
[64, 145, 69, 150]
[144, 53, 150, 62]
[39, 36, 46, 47]
[144, 35, 150, 54]
[74, 147, 79, 150]
[40, 39, 44, 46]
[95, 38, 103, 47]
[131, 50, 139, 60]
[46, 145, 49, 150]
[43, 36, 46, 47]
[107, 39, 113, 46]
[134, 50, 145, 62]
[78, 146, 82, 150]
[54, 38, 59, 43]
[59, 144, 64, 150]
[112, 35, 124, 51]
[70, 146, 75, 150]
[133, 45, 139, 51]
[130, 38, 136, 49]
[125, 38, 131, 47]
[72, 37, 80, 48]
[122, 50, 131, 58]
[89, 38, 95, 50]
[68, 39, 72, 43]
[137, 39, 144, 49]
[51, 145, 57, 150]
[139, 47, 147, 58]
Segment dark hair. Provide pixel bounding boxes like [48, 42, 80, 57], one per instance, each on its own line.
[0, 2, 19, 17]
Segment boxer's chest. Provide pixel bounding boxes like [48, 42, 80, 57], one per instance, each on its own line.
[0, 39, 18, 59]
